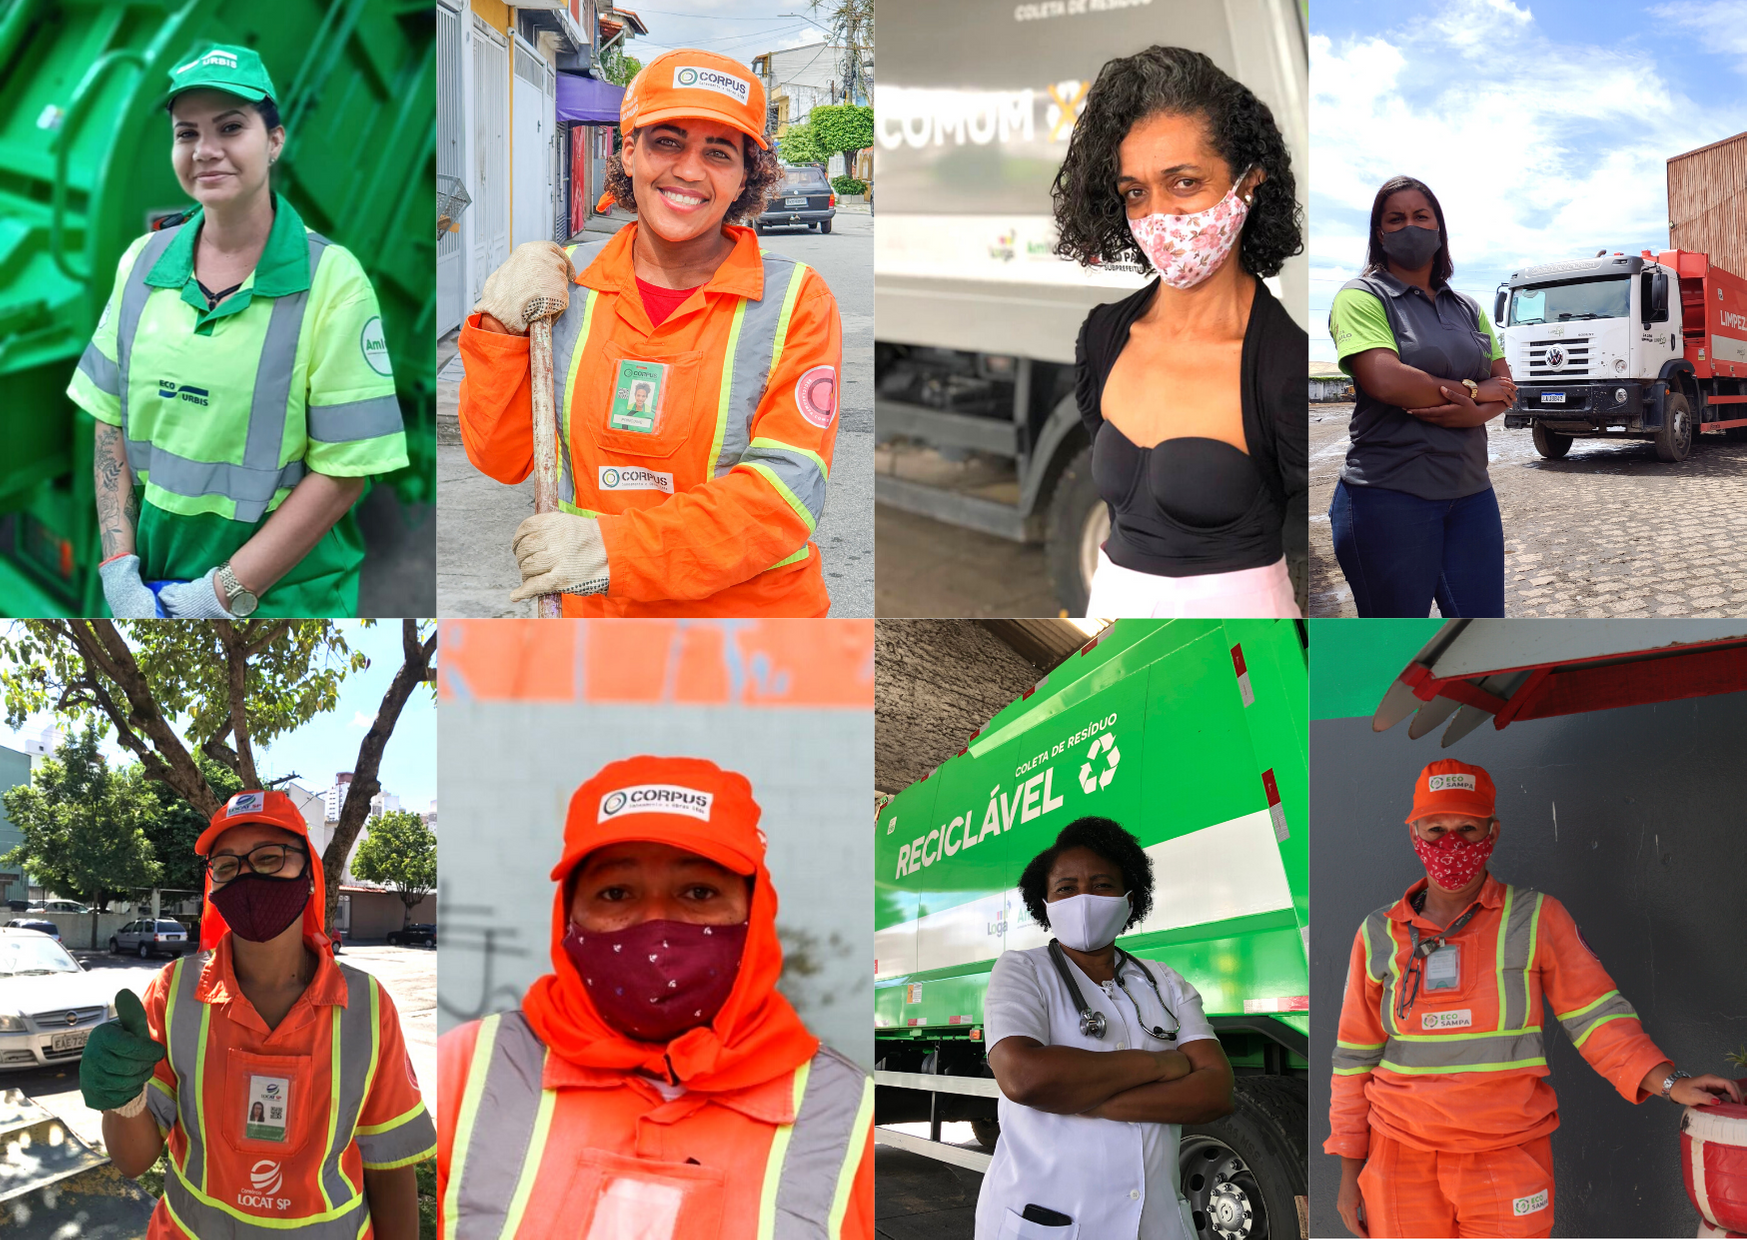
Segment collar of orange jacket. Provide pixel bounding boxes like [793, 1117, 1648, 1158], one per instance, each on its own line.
[577, 222, 767, 303]
[521, 851, 818, 1094]
[194, 928, 346, 1029]
[1390, 872, 1506, 927]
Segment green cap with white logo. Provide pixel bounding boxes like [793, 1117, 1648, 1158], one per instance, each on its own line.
[167, 44, 277, 105]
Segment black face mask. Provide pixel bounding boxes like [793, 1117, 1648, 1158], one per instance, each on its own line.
[1379, 223, 1442, 271]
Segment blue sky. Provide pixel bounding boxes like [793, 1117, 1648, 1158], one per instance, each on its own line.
[0, 622, 435, 812]
[1310, 0, 1747, 361]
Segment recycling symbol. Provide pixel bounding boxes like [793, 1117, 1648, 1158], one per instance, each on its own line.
[1079, 732, 1120, 794]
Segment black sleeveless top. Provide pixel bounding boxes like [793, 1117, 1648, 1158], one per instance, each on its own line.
[1075, 278, 1308, 578]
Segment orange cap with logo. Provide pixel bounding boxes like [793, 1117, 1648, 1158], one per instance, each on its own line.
[1406, 759, 1497, 824]
[196, 789, 327, 952]
[548, 754, 766, 883]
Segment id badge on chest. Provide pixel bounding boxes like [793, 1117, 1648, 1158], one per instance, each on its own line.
[1424, 943, 1460, 992]
[246, 1074, 291, 1142]
[609, 359, 669, 433]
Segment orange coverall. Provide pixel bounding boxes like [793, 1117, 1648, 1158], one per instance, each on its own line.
[1327, 874, 1671, 1238]
[457, 223, 842, 617]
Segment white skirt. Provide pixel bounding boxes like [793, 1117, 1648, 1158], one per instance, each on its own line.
[1084, 551, 1300, 619]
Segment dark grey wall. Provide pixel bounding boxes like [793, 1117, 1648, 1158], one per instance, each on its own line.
[1310, 695, 1747, 1239]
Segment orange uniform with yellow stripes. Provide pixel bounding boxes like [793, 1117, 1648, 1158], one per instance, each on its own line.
[458, 222, 842, 617]
[140, 935, 436, 1238]
[1327, 874, 1670, 1158]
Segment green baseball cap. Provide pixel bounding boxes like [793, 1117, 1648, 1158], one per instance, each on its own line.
[167, 44, 276, 105]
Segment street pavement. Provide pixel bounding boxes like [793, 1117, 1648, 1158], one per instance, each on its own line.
[436, 209, 874, 618]
[7, 943, 436, 1154]
[875, 1127, 983, 1239]
[1311, 402, 1747, 617]
[875, 501, 1059, 618]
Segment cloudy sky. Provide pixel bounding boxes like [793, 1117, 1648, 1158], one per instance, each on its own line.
[1310, 0, 1747, 361]
[621, 2, 841, 66]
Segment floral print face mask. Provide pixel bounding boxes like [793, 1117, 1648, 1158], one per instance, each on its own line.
[1127, 169, 1252, 289]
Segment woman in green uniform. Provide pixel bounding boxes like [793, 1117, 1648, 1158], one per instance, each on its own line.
[69, 44, 407, 618]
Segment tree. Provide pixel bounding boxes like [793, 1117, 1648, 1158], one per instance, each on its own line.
[809, 104, 874, 181]
[0, 619, 437, 937]
[351, 809, 438, 927]
[601, 46, 641, 87]
[142, 754, 243, 898]
[777, 122, 828, 169]
[811, 0, 873, 105]
[0, 725, 162, 910]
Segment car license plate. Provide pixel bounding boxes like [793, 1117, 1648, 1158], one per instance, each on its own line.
[52, 1029, 89, 1053]
[1542, 392, 1566, 404]
[784, 196, 808, 207]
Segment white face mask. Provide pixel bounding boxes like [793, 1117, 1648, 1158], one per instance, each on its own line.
[1048, 892, 1132, 951]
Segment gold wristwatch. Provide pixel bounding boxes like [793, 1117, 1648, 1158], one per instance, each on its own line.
[1462, 379, 1480, 400]
[215, 561, 259, 617]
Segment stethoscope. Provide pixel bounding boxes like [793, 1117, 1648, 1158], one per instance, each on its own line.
[1046, 939, 1178, 1042]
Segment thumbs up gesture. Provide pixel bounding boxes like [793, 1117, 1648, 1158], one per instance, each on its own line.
[80, 990, 166, 1113]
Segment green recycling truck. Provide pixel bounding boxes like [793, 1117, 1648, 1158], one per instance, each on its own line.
[875, 618, 1308, 1240]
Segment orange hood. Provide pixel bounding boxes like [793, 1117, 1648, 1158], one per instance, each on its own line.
[521, 756, 818, 1093]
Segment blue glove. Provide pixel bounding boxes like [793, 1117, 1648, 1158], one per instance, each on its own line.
[158, 568, 234, 618]
[98, 555, 159, 619]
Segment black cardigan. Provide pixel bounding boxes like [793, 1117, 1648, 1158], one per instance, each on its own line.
[1074, 277, 1309, 573]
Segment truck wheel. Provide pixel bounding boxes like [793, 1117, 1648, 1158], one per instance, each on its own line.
[970, 1118, 1000, 1152]
[1180, 1078, 1306, 1240]
[1656, 393, 1693, 462]
[1045, 445, 1105, 616]
[1531, 423, 1572, 459]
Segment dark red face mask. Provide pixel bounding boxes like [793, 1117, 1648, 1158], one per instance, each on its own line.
[562, 918, 749, 1044]
[210, 871, 312, 943]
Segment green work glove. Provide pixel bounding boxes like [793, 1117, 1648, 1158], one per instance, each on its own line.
[80, 989, 166, 1112]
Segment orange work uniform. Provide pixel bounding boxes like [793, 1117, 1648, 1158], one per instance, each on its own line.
[140, 934, 436, 1238]
[458, 222, 843, 616]
[1327, 874, 1670, 1238]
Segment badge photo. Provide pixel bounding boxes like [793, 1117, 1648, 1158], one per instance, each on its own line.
[609, 359, 669, 433]
[247, 1074, 292, 1142]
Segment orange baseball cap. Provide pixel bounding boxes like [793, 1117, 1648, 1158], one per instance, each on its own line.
[195, 789, 312, 855]
[1406, 759, 1497, 824]
[620, 50, 769, 149]
[551, 755, 766, 882]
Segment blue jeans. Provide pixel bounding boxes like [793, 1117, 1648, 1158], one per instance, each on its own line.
[1329, 480, 1505, 617]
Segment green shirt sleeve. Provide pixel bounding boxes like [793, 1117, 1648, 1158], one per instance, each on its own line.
[300, 243, 409, 477]
[1477, 304, 1505, 361]
[66, 234, 153, 426]
[1329, 288, 1397, 376]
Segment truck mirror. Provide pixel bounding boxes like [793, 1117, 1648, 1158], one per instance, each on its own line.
[1494, 289, 1507, 327]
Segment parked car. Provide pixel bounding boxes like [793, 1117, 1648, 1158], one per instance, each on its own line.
[757, 164, 836, 234]
[30, 900, 91, 915]
[386, 923, 436, 948]
[110, 918, 188, 959]
[5, 919, 60, 942]
[0, 928, 115, 1071]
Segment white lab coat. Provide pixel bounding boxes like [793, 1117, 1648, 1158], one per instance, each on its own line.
[974, 944, 1218, 1240]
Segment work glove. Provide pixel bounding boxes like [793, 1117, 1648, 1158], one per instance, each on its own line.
[474, 241, 575, 334]
[99, 555, 160, 619]
[80, 989, 165, 1115]
[158, 568, 234, 619]
[510, 511, 610, 601]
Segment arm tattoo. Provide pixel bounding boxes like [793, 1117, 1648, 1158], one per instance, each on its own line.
[92, 422, 137, 560]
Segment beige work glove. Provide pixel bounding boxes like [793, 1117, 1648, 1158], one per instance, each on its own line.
[474, 241, 575, 334]
[510, 512, 610, 601]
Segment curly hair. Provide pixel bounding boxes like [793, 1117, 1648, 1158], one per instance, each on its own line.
[602, 128, 784, 225]
[1019, 817, 1154, 933]
[1051, 46, 1303, 278]
[1363, 175, 1453, 287]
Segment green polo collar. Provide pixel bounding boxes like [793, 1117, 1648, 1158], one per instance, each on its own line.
[146, 193, 312, 331]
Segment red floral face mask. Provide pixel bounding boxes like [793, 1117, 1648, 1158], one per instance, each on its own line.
[1411, 824, 1495, 891]
[562, 918, 748, 1044]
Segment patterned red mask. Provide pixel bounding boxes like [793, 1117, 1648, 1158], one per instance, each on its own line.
[1412, 826, 1495, 891]
[563, 918, 748, 1044]
[209, 871, 312, 943]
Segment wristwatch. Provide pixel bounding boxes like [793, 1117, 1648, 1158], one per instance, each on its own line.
[1462, 379, 1480, 400]
[215, 561, 259, 617]
[1660, 1068, 1692, 1100]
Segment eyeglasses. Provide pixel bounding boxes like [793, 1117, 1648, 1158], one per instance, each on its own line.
[207, 843, 307, 885]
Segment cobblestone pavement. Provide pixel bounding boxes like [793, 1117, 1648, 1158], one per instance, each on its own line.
[1310, 402, 1747, 617]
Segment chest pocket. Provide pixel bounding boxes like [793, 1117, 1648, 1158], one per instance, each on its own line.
[223, 1048, 314, 1158]
[580, 327, 708, 462]
[562, 1148, 726, 1240]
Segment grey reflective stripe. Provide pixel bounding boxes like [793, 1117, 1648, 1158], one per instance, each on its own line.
[78, 340, 120, 395]
[452, 1010, 548, 1238]
[739, 441, 827, 527]
[163, 1171, 365, 1239]
[1497, 886, 1542, 1033]
[146, 1078, 178, 1130]
[317, 965, 379, 1208]
[1557, 989, 1640, 1048]
[716, 255, 806, 478]
[115, 230, 329, 523]
[163, 953, 209, 1190]
[1332, 1041, 1385, 1074]
[552, 241, 611, 508]
[1379, 1028, 1546, 1073]
[307, 394, 405, 443]
[772, 1047, 872, 1239]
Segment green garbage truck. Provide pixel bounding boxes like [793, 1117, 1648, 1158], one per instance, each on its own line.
[0, 0, 434, 615]
[875, 618, 1308, 1240]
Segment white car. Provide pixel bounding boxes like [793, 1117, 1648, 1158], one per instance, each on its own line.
[0, 928, 117, 1071]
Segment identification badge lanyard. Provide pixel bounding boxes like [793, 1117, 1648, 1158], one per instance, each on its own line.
[609, 359, 669, 433]
[246, 1074, 291, 1142]
[1396, 891, 1479, 1021]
